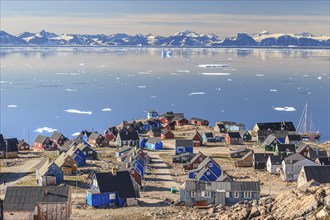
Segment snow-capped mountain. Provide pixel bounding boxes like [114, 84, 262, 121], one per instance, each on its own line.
[0, 30, 329, 47]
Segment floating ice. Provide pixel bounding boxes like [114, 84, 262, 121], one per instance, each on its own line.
[317, 76, 322, 80]
[72, 132, 80, 137]
[270, 89, 278, 92]
[273, 106, 296, 112]
[65, 89, 77, 92]
[255, 74, 264, 77]
[176, 70, 190, 73]
[102, 108, 112, 112]
[227, 79, 232, 81]
[137, 72, 152, 75]
[188, 92, 206, 96]
[138, 85, 147, 88]
[80, 63, 85, 66]
[303, 75, 309, 77]
[198, 64, 229, 68]
[201, 73, 231, 76]
[96, 65, 108, 68]
[150, 96, 156, 98]
[34, 127, 57, 133]
[7, 105, 17, 108]
[223, 68, 237, 71]
[64, 109, 92, 115]
[0, 81, 8, 84]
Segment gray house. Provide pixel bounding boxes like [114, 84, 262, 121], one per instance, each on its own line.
[180, 180, 260, 207]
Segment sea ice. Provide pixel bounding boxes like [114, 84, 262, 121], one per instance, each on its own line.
[198, 64, 229, 68]
[72, 132, 80, 136]
[64, 109, 92, 115]
[176, 70, 190, 73]
[7, 105, 17, 108]
[201, 73, 231, 76]
[188, 92, 206, 96]
[270, 89, 278, 92]
[102, 108, 112, 112]
[255, 74, 264, 77]
[34, 127, 57, 133]
[273, 106, 296, 112]
[65, 89, 77, 92]
[138, 86, 147, 88]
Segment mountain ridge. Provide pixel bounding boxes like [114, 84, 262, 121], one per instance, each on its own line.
[1, 30, 329, 48]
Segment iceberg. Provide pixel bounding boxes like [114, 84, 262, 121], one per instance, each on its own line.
[201, 73, 231, 76]
[34, 127, 57, 133]
[64, 109, 92, 115]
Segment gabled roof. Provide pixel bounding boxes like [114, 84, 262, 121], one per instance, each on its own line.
[302, 166, 330, 183]
[239, 130, 250, 136]
[284, 153, 313, 165]
[117, 146, 132, 154]
[176, 139, 193, 147]
[190, 157, 220, 173]
[161, 130, 174, 135]
[173, 152, 195, 159]
[35, 157, 49, 170]
[227, 132, 241, 138]
[89, 132, 103, 141]
[230, 148, 251, 155]
[296, 143, 312, 153]
[262, 135, 278, 146]
[3, 138, 19, 152]
[216, 171, 234, 182]
[55, 152, 76, 167]
[117, 130, 139, 141]
[268, 155, 282, 165]
[146, 137, 162, 145]
[256, 121, 296, 131]
[316, 157, 330, 165]
[189, 152, 205, 163]
[190, 117, 208, 122]
[94, 172, 136, 198]
[254, 153, 274, 162]
[60, 140, 76, 152]
[38, 161, 59, 176]
[77, 143, 95, 153]
[34, 135, 48, 144]
[4, 186, 69, 211]
[203, 132, 214, 138]
[241, 151, 253, 160]
[308, 150, 328, 161]
[50, 132, 64, 141]
[286, 134, 302, 141]
[276, 144, 296, 153]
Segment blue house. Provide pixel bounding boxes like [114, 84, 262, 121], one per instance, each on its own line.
[67, 147, 86, 166]
[120, 154, 145, 177]
[188, 157, 222, 181]
[36, 158, 64, 186]
[86, 171, 136, 207]
[147, 110, 159, 119]
[175, 139, 193, 155]
[139, 138, 148, 148]
[202, 132, 216, 144]
[145, 138, 163, 150]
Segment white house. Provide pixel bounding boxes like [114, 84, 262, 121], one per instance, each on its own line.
[280, 153, 319, 181]
[266, 155, 282, 174]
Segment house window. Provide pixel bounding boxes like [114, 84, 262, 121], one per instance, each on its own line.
[226, 192, 230, 198]
[208, 163, 213, 168]
[109, 193, 116, 200]
[191, 191, 195, 198]
[199, 157, 203, 161]
[206, 171, 211, 176]
[202, 191, 211, 198]
[182, 157, 187, 161]
[88, 151, 93, 154]
[244, 192, 251, 198]
[131, 170, 135, 175]
[234, 192, 239, 198]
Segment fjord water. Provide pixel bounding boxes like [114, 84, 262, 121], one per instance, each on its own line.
[0, 48, 329, 143]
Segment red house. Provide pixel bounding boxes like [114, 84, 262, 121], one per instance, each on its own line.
[190, 118, 209, 126]
[297, 144, 313, 157]
[34, 135, 56, 151]
[137, 148, 148, 163]
[104, 127, 118, 142]
[50, 132, 67, 147]
[183, 152, 206, 171]
[174, 117, 189, 126]
[161, 130, 175, 140]
[128, 166, 142, 187]
[225, 132, 243, 145]
[191, 131, 203, 147]
[18, 140, 30, 151]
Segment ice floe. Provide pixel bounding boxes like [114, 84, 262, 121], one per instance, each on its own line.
[137, 72, 152, 75]
[200, 73, 231, 76]
[72, 132, 80, 136]
[7, 105, 17, 108]
[198, 64, 229, 68]
[255, 74, 264, 77]
[176, 70, 190, 73]
[273, 106, 296, 112]
[34, 127, 57, 133]
[223, 68, 237, 71]
[65, 89, 77, 92]
[138, 85, 147, 88]
[317, 76, 322, 80]
[64, 109, 92, 115]
[227, 79, 232, 81]
[188, 92, 206, 96]
[102, 108, 112, 112]
[270, 89, 278, 92]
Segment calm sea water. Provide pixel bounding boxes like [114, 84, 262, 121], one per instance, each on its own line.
[0, 47, 329, 143]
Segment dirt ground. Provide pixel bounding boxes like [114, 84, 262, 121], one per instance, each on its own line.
[0, 125, 328, 219]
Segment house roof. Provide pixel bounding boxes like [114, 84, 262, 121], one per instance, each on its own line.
[50, 132, 64, 141]
[173, 152, 195, 159]
[3, 138, 19, 152]
[161, 130, 173, 135]
[76, 142, 94, 152]
[239, 130, 249, 136]
[216, 171, 234, 182]
[55, 152, 76, 168]
[240, 151, 253, 160]
[34, 135, 48, 144]
[204, 132, 214, 138]
[190, 117, 208, 122]
[117, 146, 132, 154]
[38, 161, 59, 176]
[308, 150, 328, 161]
[118, 130, 139, 141]
[89, 132, 102, 141]
[60, 140, 76, 152]
[262, 135, 278, 146]
[276, 144, 296, 153]
[230, 148, 251, 155]
[146, 137, 161, 145]
[227, 132, 241, 138]
[287, 134, 302, 141]
[268, 155, 283, 165]
[316, 157, 330, 165]
[4, 186, 70, 211]
[94, 172, 136, 198]
[284, 153, 312, 165]
[254, 153, 274, 162]
[189, 152, 205, 163]
[226, 181, 260, 192]
[18, 140, 29, 146]
[35, 157, 49, 170]
[190, 157, 219, 174]
[176, 139, 193, 147]
[302, 166, 330, 183]
[256, 122, 296, 131]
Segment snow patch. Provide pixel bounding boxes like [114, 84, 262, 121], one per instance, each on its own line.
[64, 109, 92, 115]
[176, 70, 190, 73]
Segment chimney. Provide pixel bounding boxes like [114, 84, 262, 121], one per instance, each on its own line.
[112, 168, 118, 175]
[43, 186, 49, 196]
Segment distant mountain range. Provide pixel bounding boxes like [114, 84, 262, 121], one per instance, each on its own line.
[1, 30, 329, 48]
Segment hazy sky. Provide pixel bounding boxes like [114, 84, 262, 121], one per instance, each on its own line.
[1, 1, 329, 37]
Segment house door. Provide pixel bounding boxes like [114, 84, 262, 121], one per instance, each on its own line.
[215, 192, 226, 205]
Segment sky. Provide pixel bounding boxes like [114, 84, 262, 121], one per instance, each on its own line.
[1, 0, 329, 37]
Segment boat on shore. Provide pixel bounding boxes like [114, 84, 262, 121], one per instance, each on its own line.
[297, 103, 321, 141]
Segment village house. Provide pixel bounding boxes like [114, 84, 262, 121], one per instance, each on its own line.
[315, 157, 330, 165]
[235, 151, 253, 167]
[253, 153, 274, 170]
[148, 128, 161, 137]
[86, 171, 137, 207]
[280, 153, 319, 181]
[285, 134, 302, 145]
[50, 131, 67, 147]
[0, 137, 18, 159]
[3, 186, 71, 220]
[296, 144, 314, 157]
[160, 112, 184, 125]
[116, 130, 140, 147]
[230, 148, 251, 159]
[183, 152, 206, 171]
[191, 130, 203, 147]
[214, 123, 226, 133]
[225, 132, 243, 145]
[147, 110, 159, 119]
[164, 122, 176, 131]
[17, 139, 30, 151]
[145, 137, 163, 150]
[239, 130, 252, 141]
[120, 154, 145, 177]
[66, 147, 86, 167]
[55, 153, 78, 175]
[202, 132, 216, 144]
[34, 135, 56, 151]
[173, 116, 189, 126]
[175, 139, 194, 155]
[76, 142, 97, 160]
[274, 144, 296, 157]
[306, 150, 328, 161]
[262, 135, 281, 151]
[116, 146, 134, 162]
[266, 155, 283, 174]
[161, 130, 175, 140]
[297, 166, 330, 187]
[35, 158, 64, 186]
[104, 127, 118, 142]
[253, 121, 296, 143]
[88, 132, 106, 148]
[126, 166, 142, 196]
[188, 157, 222, 181]
[59, 138, 80, 153]
[190, 117, 209, 126]
[180, 180, 260, 207]
[172, 152, 196, 163]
